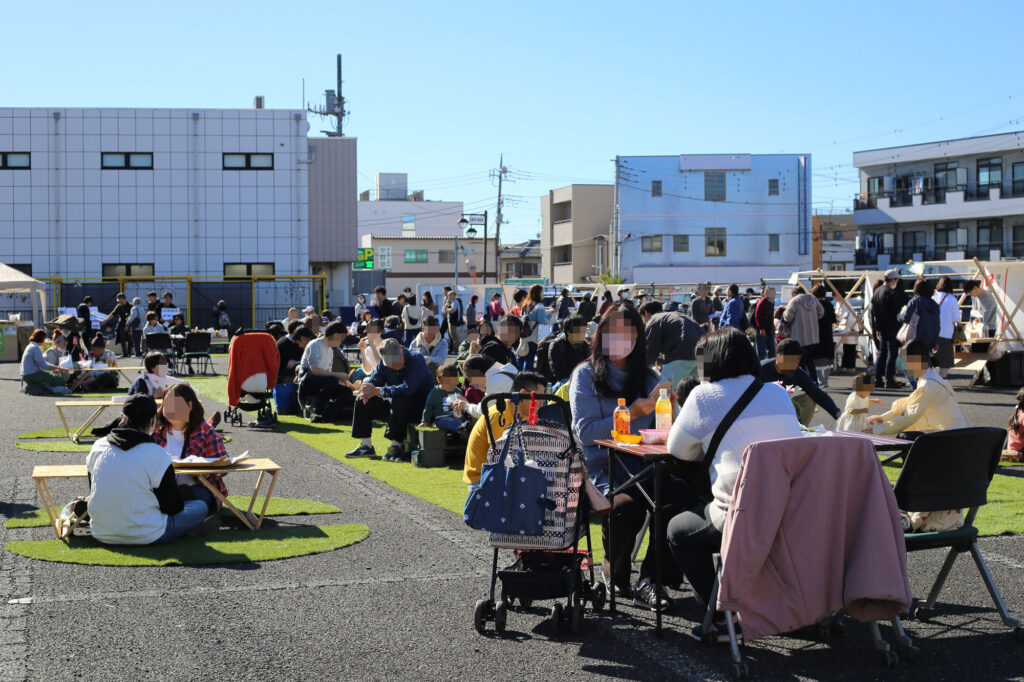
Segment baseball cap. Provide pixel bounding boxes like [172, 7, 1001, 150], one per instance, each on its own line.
[379, 338, 404, 363]
[121, 394, 157, 427]
[303, 305, 316, 314]
[884, 269, 900, 280]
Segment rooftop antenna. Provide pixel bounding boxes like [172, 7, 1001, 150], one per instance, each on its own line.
[308, 54, 348, 136]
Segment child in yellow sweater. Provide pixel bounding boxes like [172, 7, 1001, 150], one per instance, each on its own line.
[463, 371, 547, 495]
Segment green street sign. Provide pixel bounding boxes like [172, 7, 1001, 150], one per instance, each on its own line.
[354, 247, 375, 270]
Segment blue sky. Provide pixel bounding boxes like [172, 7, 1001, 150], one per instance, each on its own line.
[5, 1, 1024, 242]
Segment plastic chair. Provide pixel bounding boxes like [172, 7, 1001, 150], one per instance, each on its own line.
[183, 332, 214, 375]
[893, 427, 1023, 642]
[144, 332, 175, 373]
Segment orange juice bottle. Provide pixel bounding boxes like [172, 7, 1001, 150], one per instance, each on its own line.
[613, 398, 631, 435]
[655, 388, 672, 430]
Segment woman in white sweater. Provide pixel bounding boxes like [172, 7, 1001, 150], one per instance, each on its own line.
[665, 327, 802, 608]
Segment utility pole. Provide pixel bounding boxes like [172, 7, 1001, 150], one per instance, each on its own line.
[491, 155, 509, 282]
[308, 54, 347, 137]
[612, 155, 620, 279]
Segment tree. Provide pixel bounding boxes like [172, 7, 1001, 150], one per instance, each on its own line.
[596, 269, 625, 285]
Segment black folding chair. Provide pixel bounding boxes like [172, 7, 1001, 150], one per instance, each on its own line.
[144, 332, 175, 373]
[894, 427, 1023, 642]
[183, 332, 215, 375]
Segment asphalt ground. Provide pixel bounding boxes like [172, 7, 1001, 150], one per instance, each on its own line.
[0, 358, 1022, 681]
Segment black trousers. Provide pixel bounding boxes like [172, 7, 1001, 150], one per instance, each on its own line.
[841, 343, 858, 369]
[666, 502, 722, 606]
[298, 374, 353, 419]
[603, 475, 687, 589]
[351, 393, 427, 443]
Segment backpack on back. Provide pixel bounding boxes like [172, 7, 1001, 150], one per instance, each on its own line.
[534, 330, 561, 383]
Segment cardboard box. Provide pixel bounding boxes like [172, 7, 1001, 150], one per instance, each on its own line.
[0, 324, 19, 363]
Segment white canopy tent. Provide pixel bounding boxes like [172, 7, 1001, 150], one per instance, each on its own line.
[0, 263, 47, 325]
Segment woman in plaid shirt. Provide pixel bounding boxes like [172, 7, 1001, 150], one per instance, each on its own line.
[152, 383, 229, 511]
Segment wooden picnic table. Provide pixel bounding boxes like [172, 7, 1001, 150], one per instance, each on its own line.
[55, 398, 161, 444]
[31, 458, 282, 540]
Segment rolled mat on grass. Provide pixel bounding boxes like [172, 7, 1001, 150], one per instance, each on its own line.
[6, 496, 341, 529]
[5, 523, 369, 566]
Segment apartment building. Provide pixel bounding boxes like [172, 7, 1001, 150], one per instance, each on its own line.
[539, 184, 613, 284]
[615, 154, 812, 284]
[358, 233, 498, 293]
[853, 131, 1024, 266]
[500, 239, 542, 282]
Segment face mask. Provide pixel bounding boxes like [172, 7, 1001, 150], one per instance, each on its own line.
[155, 365, 169, 378]
[602, 333, 635, 361]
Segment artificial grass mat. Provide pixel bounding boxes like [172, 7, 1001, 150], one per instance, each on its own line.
[5, 523, 369, 566]
[6, 496, 341, 529]
[19, 428, 82, 439]
[16, 441, 92, 453]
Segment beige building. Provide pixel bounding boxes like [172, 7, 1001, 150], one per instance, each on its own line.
[540, 184, 614, 284]
[359, 233, 498, 294]
[500, 240, 542, 282]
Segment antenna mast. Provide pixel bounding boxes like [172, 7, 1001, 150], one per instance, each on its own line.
[308, 54, 348, 137]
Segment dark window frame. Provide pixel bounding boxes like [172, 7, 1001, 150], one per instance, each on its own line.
[673, 235, 689, 252]
[403, 250, 428, 264]
[768, 233, 780, 251]
[768, 178, 780, 196]
[705, 227, 726, 257]
[223, 262, 276, 279]
[977, 219, 1003, 252]
[641, 235, 663, 252]
[101, 152, 153, 170]
[101, 263, 155, 278]
[977, 157, 1003, 189]
[222, 153, 275, 170]
[0, 152, 31, 169]
[651, 180, 662, 197]
[438, 250, 456, 264]
[704, 171, 726, 202]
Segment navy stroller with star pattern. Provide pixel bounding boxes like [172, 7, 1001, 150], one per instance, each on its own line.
[471, 393, 606, 637]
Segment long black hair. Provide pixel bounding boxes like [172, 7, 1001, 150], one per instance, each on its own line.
[590, 303, 656, 401]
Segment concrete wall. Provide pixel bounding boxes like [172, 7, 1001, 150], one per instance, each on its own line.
[308, 136, 357, 262]
[358, 200, 464, 238]
[540, 184, 613, 283]
[0, 107, 309, 278]
[617, 154, 811, 283]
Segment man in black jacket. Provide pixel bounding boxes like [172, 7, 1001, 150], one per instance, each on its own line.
[549, 315, 590, 384]
[576, 293, 597, 324]
[640, 300, 704, 388]
[870, 269, 908, 389]
[373, 286, 393, 319]
[480, 314, 523, 367]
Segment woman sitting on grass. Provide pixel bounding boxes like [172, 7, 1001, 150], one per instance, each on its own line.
[20, 328, 70, 394]
[152, 383, 228, 511]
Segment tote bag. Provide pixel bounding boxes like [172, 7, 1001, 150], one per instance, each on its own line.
[464, 415, 552, 535]
[896, 303, 919, 344]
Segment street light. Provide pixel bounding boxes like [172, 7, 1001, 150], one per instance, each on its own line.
[455, 218, 477, 291]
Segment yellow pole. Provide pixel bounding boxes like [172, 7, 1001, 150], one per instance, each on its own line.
[186, 275, 192, 328]
[251, 276, 256, 330]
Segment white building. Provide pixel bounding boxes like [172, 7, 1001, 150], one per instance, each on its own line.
[0, 106, 310, 280]
[853, 131, 1024, 266]
[615, 154, 811, 284]
[358, 172, 463, 239]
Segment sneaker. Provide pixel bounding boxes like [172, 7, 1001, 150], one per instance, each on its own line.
[344, 445, 376, 458]
[187, 516, 220, 536]
[207, 412, 222, 429]
[632, 578, 674, 612]
[383, 444, 405, 461]
[886, 380, 906, 389]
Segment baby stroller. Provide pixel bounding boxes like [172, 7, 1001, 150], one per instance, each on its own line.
[223, 330, 280, 429]
[470, 393, 606, 637]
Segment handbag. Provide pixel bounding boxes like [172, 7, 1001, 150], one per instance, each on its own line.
[463, 411, 553, 535]
[896, 303, 919, 344]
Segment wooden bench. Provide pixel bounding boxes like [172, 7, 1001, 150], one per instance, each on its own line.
[31, 458, 283, 539]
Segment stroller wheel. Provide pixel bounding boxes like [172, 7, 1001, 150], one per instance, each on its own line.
[571, 602, 584, 635]
[494, 601, 507, 634]
[473, 599, 490, 634]
[549, 602, 563, 637]
[519, 598, 533, 609]
[591, 582, 607, 612]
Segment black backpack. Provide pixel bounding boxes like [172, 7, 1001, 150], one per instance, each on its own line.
[534, 330, 561, 383]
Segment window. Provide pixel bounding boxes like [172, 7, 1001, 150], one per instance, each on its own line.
[101, 152, 152, 169]
[651, 180, 662, 197]
[832, 230, 843, 240]
[520, 262, 540, 277]
[867, 176, 884, 208]
[978, 219, 1003, 253]
[673, 235, 689, 252]
[404, 250, 428, 263]
[9, 264, 32, 276]
[902, 231, 927, 260]
[705, 228, 726, 257]
[553, 246, 572, 264]
[768, 178, 779, 196]
[223, 263, 275, 278]
[1013, 162, 1024, 196]
[977, 157, 1002, 188]
[934, 222, 960, 256]
[102, 263, 155, 277]
[641, 236, 662, 252]
[1013, 225, 1024, 257]
[438, 250, 455, 263]
[934, 161, 958, 187]
[768, 234, 780, 251]
[0, 152, 30, 169]
[704, 172, 726, 202]
[222, 153, 274, 170]
[401, 213, 416, 236]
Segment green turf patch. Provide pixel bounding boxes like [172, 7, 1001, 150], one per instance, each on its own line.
[5, 496, 342, 529]
[5, 523, 369, 566]
[15, 441, 92, 453]
[19, 429, 79, 440]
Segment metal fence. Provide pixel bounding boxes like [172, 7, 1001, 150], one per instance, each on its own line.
[1, 275, 326, 330]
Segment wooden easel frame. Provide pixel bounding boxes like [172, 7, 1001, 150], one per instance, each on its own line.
[966, 258, 1024, 388]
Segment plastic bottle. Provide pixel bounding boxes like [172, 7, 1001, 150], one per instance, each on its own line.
[613, 398, 631, 435]
[655, 388, 672, 431]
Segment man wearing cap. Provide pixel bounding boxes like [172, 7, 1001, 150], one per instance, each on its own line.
[870, 269, 909, 389]
[85, 395, 219, 545]
[345, 337, 433, 461]
[297, 321, 356, 422]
